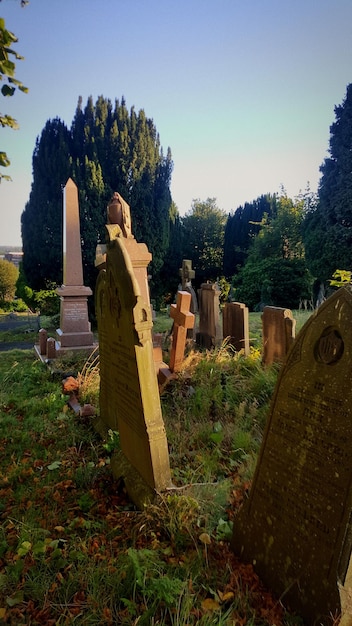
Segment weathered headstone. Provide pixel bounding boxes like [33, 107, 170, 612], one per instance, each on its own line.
[196, 282, 221, 349]
[222, 302, 250, 355]
[56, 178, 95, 353]
[96, 222, 172, 507]
[38, 328, 48, 356]
[107, 191, 152, 314]
[46, 336, 56, 360]
[232, 287, 352, 623]
[170, 291, 195, 372]
[262, 305, 295, 366]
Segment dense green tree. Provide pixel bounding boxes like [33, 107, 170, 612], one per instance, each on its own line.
[21, 96, 174, 294]
[223, 194, 277, 277]
[0, 258, 19, 301]
[21, 118, 71, 289]
[158, 201, 184, 305]
[304, 84, 352, 283]
[181, 198, 227, 286]
[234, 194, 313, 309]
[0, 17, 28, 180]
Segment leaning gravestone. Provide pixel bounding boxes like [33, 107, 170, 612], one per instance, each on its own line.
[232, 287, 352, 624]
[96, 222, 172, 507]
[262, 305, 296, 366]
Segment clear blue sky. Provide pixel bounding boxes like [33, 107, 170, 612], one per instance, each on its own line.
[1, 0, 352, 246]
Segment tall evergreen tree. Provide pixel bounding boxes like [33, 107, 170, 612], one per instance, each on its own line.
[158, 201, 183, 305]
[21, 96, 174, 293]
[304, 84, 352, 283]
[21, 118, 71, 289]
[223, 194, 277, 277]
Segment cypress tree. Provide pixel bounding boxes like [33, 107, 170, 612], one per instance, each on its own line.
[223, 194, 277, 277]
[21, 96, 175, 295]
[304, 84, 352, 283]
[21, 118, 71, 289]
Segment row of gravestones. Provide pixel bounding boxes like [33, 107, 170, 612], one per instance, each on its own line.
[196, 292, 295, 367]
[35, 180, 352, 624]
[178, 260, 295, 366]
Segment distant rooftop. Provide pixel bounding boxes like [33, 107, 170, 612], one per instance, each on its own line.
[3, 252, 23, 267]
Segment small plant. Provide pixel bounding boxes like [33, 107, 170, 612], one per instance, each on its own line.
[102, 429, 120, 454]
[76, 346, 100, 404]
[330, 269, 352, 286]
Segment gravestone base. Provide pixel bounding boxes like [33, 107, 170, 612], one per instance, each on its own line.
[56, 287, 95, 353]
[34, 340, 98, 363]
[56, 329, 95, 349]
[158, 366, 176, 392]
[110, 450, 158, 508]
[54, 339, 98, 357]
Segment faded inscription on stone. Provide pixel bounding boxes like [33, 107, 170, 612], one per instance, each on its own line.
[232, 287, 352, 624]
[96, 225, 171, 505]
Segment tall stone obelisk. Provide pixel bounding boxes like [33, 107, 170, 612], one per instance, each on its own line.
[56, 178, 95, 352]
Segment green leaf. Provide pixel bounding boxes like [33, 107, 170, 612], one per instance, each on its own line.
[32, 541, 46, 556]
[0, 152, 11, 167]
[0, 115, 19, 130]
[48, 461, 61, 470]
[216, 518, 233, 541]
[17, 540, 31, 556]
[0, 573, 8, 590]
[1, 85, 15, 97]
[6, 591, 24, 606]
[210, 432, 223, 444]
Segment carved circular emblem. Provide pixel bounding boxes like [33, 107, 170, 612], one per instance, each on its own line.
[315, 327, 344, 365]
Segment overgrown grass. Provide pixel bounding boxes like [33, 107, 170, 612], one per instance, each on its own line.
[0, 311, 313, 624]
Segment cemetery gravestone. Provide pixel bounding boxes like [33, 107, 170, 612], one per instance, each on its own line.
[107, 191, 152, 314]
[169, 291, 195, 372]
[262, 305, 295, 366]
[196, 282, 221, 349]
[179, 259, 195, 290]
[38, 328, 48, 356]
[46, 337, 56, 360]
[179, 259, 198, 339]
[232, 287, 352, 624]
[56, 178, 95, 352]
[96, 223, 172, 507]
[222, 302, 250, 355]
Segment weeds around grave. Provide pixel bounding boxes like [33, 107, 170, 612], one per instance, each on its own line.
[0, 316, 312, 624]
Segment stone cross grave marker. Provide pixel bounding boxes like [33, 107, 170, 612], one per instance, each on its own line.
[96, 223, 171, 507]
[169, 291, 195, 372]
[232, 287, 352, 623]
[55, 178, 95, 352]
[196, 282, 221, 349]
[262, 305, 296, 366]
[222, 302, 250, 355]
[179, 259, 195, 289]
